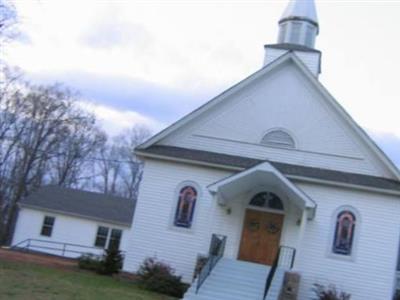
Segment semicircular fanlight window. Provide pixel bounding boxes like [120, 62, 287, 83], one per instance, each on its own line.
[249, 192, 284, 211]
[261, 130, 295, 149]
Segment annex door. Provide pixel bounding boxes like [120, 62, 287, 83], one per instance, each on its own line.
[238, 209, 284, 265]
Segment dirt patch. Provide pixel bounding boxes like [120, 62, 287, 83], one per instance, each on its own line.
[114, 271, 139, 282]
[0, 247, 77, 270]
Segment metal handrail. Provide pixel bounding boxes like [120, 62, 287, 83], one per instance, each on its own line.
[11, 238, 119, 258]
[263, 246, 296, 299]
[196, 234, 227, 293]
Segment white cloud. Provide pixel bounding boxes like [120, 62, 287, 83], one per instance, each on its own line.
[7, 0, 277, 91]
[79, 101, 165, 136]
[5, 0, 400, 141]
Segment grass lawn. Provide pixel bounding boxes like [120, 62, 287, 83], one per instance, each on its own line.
[0, 259, 178, 300]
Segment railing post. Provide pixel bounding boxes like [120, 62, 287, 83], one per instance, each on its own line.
[62, 244, 66, 257]
[290, 248, 296, 269]
[27, 239, 30, 252]
[264, 246, 297, 299]
[196, 234, 227, 294]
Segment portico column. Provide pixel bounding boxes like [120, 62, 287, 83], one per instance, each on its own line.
[293, 209, 308, 271]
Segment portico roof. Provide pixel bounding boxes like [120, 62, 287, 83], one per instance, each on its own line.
[207, 162, 317, 220]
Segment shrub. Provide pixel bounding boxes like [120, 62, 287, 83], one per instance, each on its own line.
[137, 257, 187, 298]
[97, 248, 124, 275]
[312, 284, 351, 300]
[78, 253, 102, 271]
[78, 249, 123, 275]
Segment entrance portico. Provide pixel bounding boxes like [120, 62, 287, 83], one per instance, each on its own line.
[207, 162, 316, 267]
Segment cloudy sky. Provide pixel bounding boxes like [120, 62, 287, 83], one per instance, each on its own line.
[4, 0, 400, 166]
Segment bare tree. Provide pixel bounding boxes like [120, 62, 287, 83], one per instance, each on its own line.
[48, 110, 106, 188]
[95, 140, 123, 195]
[0, 83, 105, 244]
[0, 0, 17, 49]
[0, 0, 152, 243]
[115, 126, 151, 199]
[91, 125, 151, 199]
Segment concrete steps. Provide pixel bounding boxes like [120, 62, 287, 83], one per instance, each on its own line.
[182, 258, 285, 300]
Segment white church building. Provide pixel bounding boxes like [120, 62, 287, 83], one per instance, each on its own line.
[11, 1, 400, 299]
[123, 0, 400, 299]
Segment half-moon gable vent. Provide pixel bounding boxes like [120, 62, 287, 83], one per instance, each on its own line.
[261, 130, 295, 149]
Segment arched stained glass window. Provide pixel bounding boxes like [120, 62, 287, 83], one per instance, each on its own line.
[249, 192, 284, 211]
[174, 186, 197, 228]
[332, 211, 356, 255]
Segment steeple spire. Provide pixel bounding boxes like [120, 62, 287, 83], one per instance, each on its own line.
[263, 0, 322, 76]
[278, 0, 319, 48]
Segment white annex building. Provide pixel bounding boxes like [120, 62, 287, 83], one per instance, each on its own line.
[123, 0, 400, 299]
[12, 186, 134, 258]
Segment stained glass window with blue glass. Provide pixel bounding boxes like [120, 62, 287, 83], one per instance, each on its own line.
[332, 211, 356, 255]
[174, 186, 197, 228]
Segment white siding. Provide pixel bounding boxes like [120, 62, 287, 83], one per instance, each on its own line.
[263, 48, 321, 76]
[159, 61, 391, 178]
[295, 182, 400, 300]
[294, 51, 321, 75]
[264, 48, 287, 67]
[126, 159, 400, 298]
[123, 160, 231, 282]
[12, 208, 131, 258]
[124, 159, 303, 282]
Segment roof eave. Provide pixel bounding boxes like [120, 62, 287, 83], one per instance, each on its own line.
[19, 203, 132, 228]
[136, 148, 400, 196]
[285, 54, 400, 180]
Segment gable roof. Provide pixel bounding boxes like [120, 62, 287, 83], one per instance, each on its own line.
[20, 186, 135, 227]
[137, 145, 400, 194]
[138, 52, 400, 180]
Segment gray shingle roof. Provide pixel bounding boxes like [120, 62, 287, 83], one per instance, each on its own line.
[139, 145, 400, 193]
[20, 186, 135, 226]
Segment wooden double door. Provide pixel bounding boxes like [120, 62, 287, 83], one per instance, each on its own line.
[238, 209, 284, 265]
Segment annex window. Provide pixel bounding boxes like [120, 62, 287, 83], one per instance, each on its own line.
[249, 192, 284, 211]
[261, 129, 295, 149]
[40, 216, 55, 237]
[94, 226, 123, 249]
[332, 210, 356, 256]
[94, 226, 109, 248]
[109, 229, 123, 250]
[174, 186, 197, 228]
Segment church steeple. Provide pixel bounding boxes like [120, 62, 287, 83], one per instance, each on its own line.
[263, 0, 322, 77]
[278, 0, 319, 48]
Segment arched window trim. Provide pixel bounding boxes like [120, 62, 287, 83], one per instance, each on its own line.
[169, 181, 201, 233]
[249, 192, 284, 211]
[246, 188, 287, 215]
[327, 206, 361, 261]
[260, 128, 297, 149]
